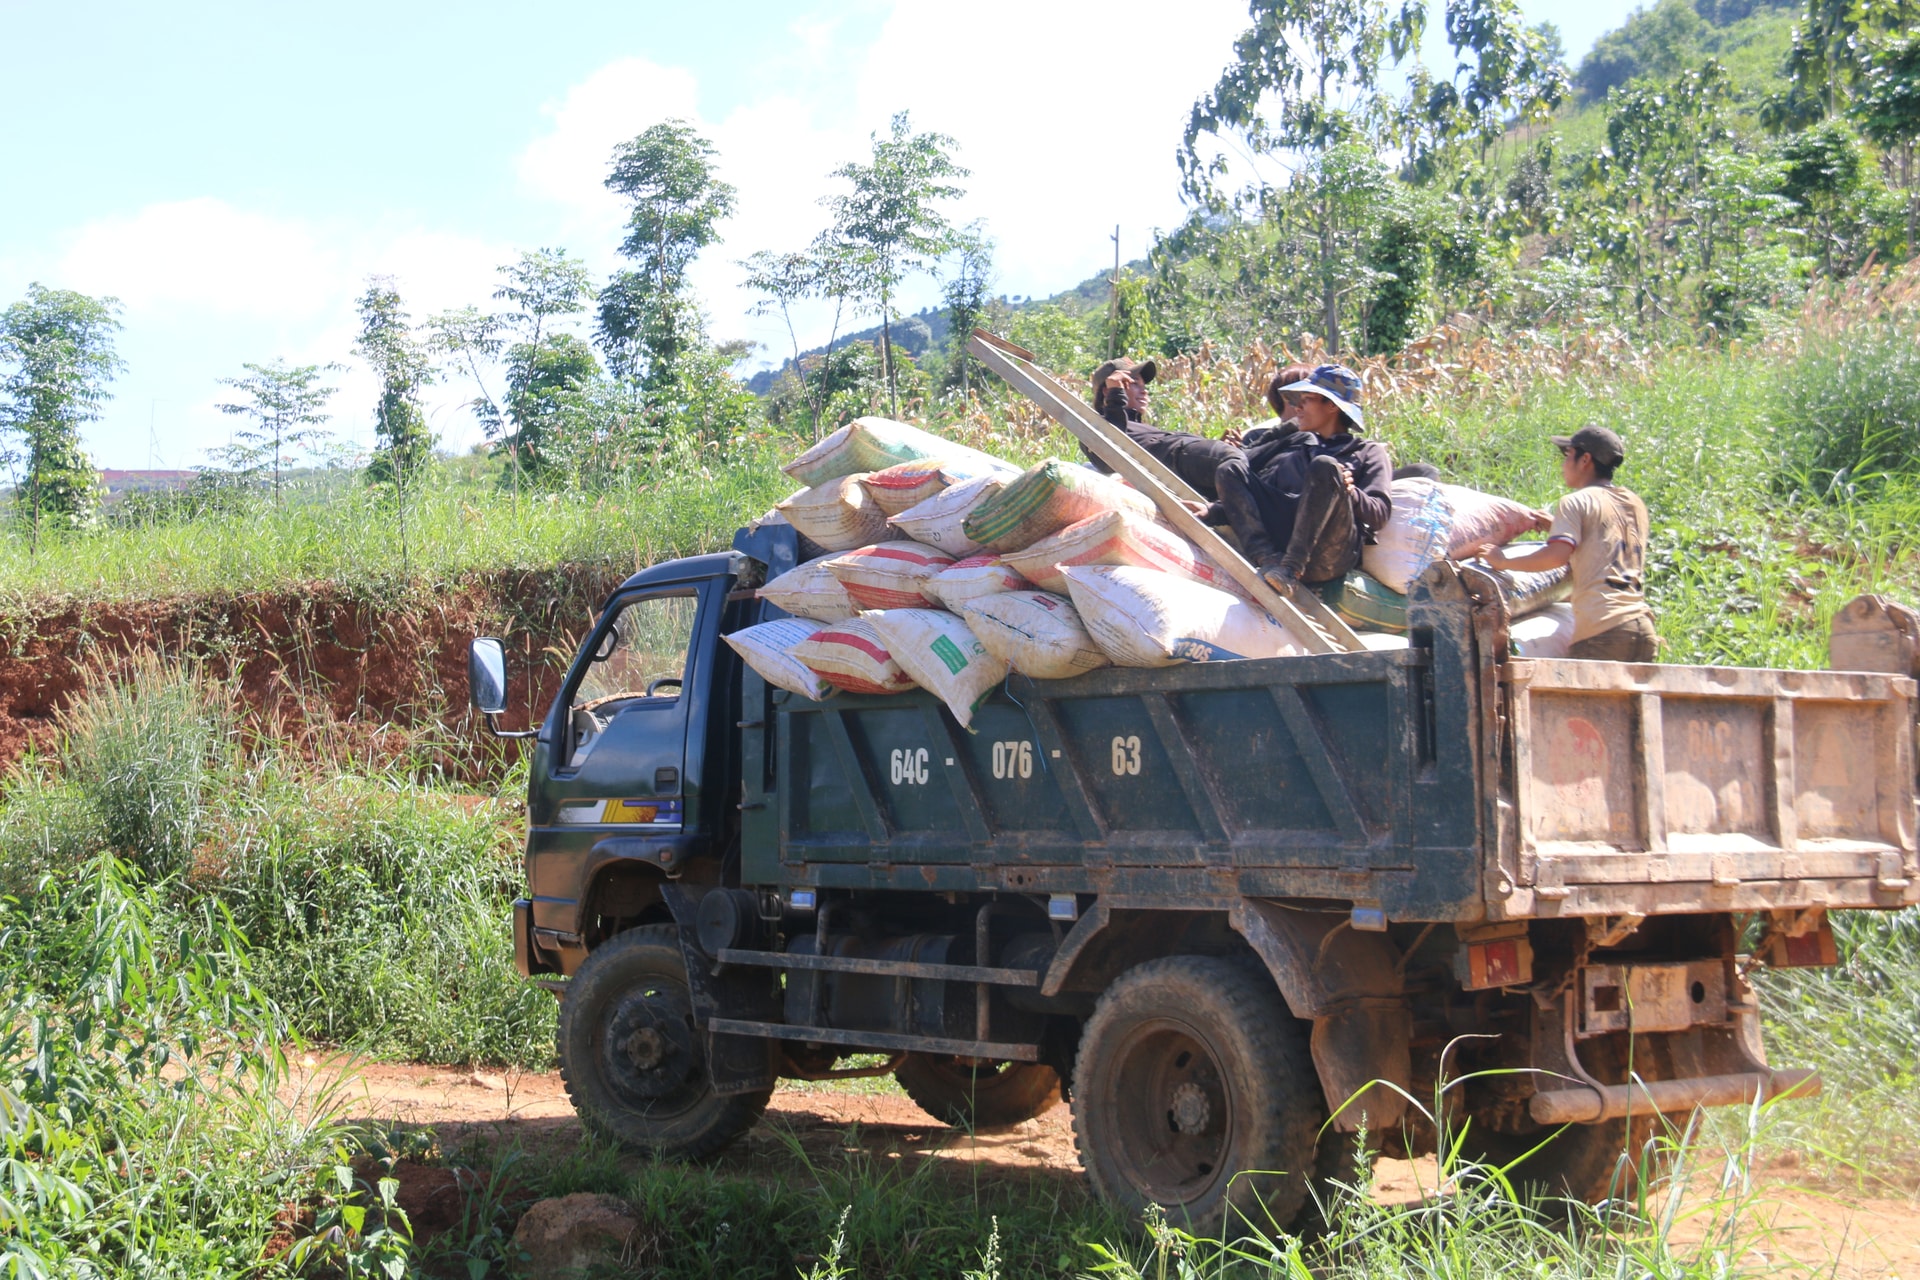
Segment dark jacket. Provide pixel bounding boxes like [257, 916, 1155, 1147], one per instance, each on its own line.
[1240, 426, 1393, 540]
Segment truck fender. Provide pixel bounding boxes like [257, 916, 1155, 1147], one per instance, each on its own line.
[655, 885, 778, 1098]
[1228, 900, 1412, 1131]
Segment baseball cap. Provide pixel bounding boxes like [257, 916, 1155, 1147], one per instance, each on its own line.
[1091, 357, 1157, 413]
[1549, 425, 1626, 467]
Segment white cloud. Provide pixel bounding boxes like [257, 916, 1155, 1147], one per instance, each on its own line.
[515, 57, 704, 231]
[512, 2, 1248, 367]
[57, 198, 339, 318]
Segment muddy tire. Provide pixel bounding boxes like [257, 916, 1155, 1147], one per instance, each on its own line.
[1072, 955, 1323, 1236]
[1460, 1115, 1659, 1206]
[895, 1055, 1062, 1130]
[558, 925, 769, 1160]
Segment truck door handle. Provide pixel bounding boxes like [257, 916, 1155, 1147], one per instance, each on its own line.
[656, 767, 679, 792]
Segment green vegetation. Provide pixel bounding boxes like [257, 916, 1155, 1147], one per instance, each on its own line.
[0, 0, 1916, 1271]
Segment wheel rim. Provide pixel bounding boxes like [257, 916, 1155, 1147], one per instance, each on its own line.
[596, 976, 706, 1118]
[1106, 1017, 1235, 1206]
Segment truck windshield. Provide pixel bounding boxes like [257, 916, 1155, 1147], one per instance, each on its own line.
[574, 591, 699, 716]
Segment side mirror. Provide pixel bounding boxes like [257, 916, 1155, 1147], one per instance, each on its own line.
[469, 637, 510, 715]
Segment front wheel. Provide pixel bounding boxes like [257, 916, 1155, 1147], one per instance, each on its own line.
[557, 925, 770, 1159]
[1072, 955, 1324, 1236]
[895, 1055, 1062, 1130]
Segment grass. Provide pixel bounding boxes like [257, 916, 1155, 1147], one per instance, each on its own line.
[0, 439, 795, 603]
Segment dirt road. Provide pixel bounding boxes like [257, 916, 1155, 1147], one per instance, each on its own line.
[312, 1060, 1919, 1278]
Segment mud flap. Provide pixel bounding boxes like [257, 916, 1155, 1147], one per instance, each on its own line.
[660, 884, 778, 1098]
[1229, 899, 1412, 1130]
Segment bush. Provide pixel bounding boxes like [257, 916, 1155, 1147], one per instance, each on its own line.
[58, 654, 232, 880]
[1778, 321, 1920, 495]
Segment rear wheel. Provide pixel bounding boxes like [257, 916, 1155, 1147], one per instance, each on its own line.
[895, 1055, 1062, 1130]
[558, 925, 770, 1159]
[1072, 955, 1323, 1236]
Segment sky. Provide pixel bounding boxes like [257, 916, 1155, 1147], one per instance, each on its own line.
[0, 0, 1652, 468]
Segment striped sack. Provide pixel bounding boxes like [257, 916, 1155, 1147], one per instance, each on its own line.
[790, 617, 917, 695]
[1003, 509, 1247, 597]
[824, 541, 957, 610]
[961, 458, 1160, 554]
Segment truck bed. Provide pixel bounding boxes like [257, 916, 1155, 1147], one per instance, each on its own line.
[738, 565, 1919, 924]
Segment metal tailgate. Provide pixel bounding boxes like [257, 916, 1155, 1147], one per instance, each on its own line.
[1504, 658, 1919, 916]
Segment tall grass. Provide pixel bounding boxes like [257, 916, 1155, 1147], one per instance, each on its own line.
[0, 660, 554, 1067]
[0, 439, 794, 603]
[1752, 906, 1920, 1185]
[0, 855, 349, 1276]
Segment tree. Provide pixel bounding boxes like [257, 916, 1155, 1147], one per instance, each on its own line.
[354, 278, 435, 490]
[1183, 0, 1424, 352]
[1855, 34, 1920, 253]
[825, 111, 970, 415]
[502, 333, 601, 478]
[213, 360, 339, 503]
[939, 225, 994, 397]
[597, 120, 736, 390]
[740, 248, 819, 432]
[0, 284, 121, 549]
[1778, 119, 1867, 274]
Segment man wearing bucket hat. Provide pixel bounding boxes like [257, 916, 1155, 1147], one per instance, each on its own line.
[1204, 363, 1393, 599]
[1083, 356, 1243, 502]
[1467, 424, 1657, 662]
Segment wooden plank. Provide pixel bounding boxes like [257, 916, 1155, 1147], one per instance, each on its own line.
[967, 329, 1361, 655]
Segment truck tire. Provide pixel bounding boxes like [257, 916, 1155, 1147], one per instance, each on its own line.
[1072, 955, 1323, 1235]
[1460, 1115, 1659, 1207]
[895, 1055, 1062, 1130]
[557, 925, 770, 1160]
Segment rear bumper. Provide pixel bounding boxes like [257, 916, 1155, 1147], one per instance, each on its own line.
[1532, 1067, 1820, 1125]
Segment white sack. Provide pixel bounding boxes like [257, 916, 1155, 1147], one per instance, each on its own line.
[961, 590, 1111, 681]
[887, 475, 1006, 558]
[722, 620, 835, 700]
[1062, 565, 1311, 668]
[866, 608, 1009, 729]
[758, 554, 858, 623]
[776, 474, 890, 552]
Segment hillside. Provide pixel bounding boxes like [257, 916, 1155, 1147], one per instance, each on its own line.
[1545, 0, 1800, 156]
[743, 258, 1149, 394]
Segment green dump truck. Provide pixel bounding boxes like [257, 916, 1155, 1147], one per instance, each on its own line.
[467, 520, 1918, 1230]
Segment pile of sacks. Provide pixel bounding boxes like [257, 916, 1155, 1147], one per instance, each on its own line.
[726, 417, 1575, 726]
[725, 417, 1317, 727]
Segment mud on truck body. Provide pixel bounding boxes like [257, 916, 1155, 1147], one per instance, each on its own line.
[467, 520, 1919, 1232]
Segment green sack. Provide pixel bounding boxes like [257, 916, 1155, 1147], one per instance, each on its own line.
[1325, 571, 1408, 634]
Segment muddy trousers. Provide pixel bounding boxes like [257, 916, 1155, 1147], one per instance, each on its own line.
[1213, 454, 1362, 585]
[1085, 427, 1243, 502]
[1567, 614, 1659, 662]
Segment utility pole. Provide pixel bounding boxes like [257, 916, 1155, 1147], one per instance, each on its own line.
[1106, 225, 1121, 359]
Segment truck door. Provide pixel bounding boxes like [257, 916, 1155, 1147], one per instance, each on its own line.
[550, 588, 703, 827]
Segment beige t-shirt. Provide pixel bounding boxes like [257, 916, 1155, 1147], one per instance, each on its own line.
[1547, 484, 1651, 642]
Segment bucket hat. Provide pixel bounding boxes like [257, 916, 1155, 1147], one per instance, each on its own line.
[1276, 364, 1365, 431]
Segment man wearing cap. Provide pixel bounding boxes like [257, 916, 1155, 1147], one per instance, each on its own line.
[1084, 357, 1242, 502]
[1203, 363, 1393, 599]
[1468, 425, 1656, 662]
